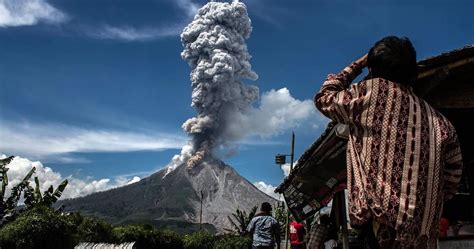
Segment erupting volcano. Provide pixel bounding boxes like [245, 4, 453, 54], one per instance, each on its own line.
[167, 0, 259, 172]
[60, 1, 277, 232]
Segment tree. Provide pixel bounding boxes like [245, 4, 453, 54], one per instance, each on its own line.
[112, 224, 183, 249]
[23, 176, 68, 209]
[77, 216, 114, 243]
[183, 230, 214, 249]
[0, 206, 76, 249]
[1, 156, 35, 223]
[226, 206, 257, 236]
[1, 155, 69, 226]
[273, 203, 287, 238]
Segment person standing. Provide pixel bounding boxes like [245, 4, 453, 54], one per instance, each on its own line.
[247, 202, 281, 249]
[289, 218, 306, 249]
[307, 214, 330, 249]
[314, 36, 463, 248]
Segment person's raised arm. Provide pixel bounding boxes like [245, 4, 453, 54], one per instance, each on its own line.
[314, 54, 369, 124]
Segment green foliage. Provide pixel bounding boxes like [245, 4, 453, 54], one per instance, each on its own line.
[1, 155, 69, 225]
[77, 216, 114, 243]
[1, 156, 36, 222]
[183, 230, 215, 249]
[226, 206, 257, 235]
[273, 203, 287, 237]
[0, 206, 76, 249]
[112, 224, 183, 249]
[156, 229, 184, 249]
[0, 156, 15, 198]
[24, 176, 68, 209]
[214, 235, 252, 249]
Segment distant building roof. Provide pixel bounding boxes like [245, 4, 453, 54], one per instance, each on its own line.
[275, 45, 474, 221]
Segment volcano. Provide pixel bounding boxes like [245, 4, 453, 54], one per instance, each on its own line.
[59, 160, 276, 233]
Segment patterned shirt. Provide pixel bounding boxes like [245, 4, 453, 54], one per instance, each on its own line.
[314, 61, 463, 247]
[307, 223, 328, 249]
[247, 214, 280, 247]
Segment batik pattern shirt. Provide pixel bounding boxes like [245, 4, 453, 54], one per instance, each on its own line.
[307, 223, 328, 249]
[246, 214, 280, 247]
[314, 61, 463, 247]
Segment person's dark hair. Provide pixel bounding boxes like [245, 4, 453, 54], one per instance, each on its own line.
[367, 36, 417, 86]
[260, 202, 272, 213]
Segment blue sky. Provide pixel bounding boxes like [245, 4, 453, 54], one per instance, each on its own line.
[1, 0, 472, 198]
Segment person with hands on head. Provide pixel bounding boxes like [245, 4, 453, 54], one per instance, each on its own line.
[314, 36, 463, 248]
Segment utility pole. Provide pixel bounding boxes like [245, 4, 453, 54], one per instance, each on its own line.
[276, 132, 295, 249]
[285, 132, 295, 249]
[200, 190, 203, 230]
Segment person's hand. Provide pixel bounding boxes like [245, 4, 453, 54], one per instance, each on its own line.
[355, 53, 368, 68]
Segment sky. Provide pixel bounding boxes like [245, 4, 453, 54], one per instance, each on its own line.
[0, 0, 473, 200]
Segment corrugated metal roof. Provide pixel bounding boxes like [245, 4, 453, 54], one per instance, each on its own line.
[74, 242, 136, 249]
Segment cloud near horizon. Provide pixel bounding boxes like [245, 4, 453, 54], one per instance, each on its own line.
[88, 25, 183, 41]
[253, 181, 283, 201]
[0, 0, 200, 41]
[227, 88, 326, 140]
[86, 0, 199, 41]
[1, 155, 141, 199]
[0, 0, 67, 27]
[0, 121, 186, 160]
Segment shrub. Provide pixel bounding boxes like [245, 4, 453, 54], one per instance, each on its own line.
[77, 217, 114, 243]
[112, 224, 183, 249]
[214, 235, 252, 249]
[183, 230, 215, 249]
[154, 229, 183, 249]
[0, 206, 76, 249]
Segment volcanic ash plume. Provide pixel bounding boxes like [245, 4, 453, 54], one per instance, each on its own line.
[177, 1, 259, 169]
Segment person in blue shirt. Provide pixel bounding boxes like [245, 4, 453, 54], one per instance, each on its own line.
[247, 202, 281, 249]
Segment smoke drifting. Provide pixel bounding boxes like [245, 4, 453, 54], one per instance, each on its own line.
[179, 1, 259, 168]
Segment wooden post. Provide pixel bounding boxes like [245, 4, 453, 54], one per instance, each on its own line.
[335, 191, 349, 249]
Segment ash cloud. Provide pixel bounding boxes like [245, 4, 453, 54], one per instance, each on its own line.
[179, 1, 259, 168]
[164, 1, 325, 174]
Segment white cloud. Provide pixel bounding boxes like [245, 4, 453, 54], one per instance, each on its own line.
[126, 176, 141, 185]
[280, 161, 291, 177]
[1, 155, 139, 199]
[277, 160, 298, 177]
[0, 121, 186, 160]
[0, 0, 67, 27]
[90, 25, 182, 41]
[253, 181, 282, 200]
[175, 0, 199, 17]
[85, 0, 200, 41]
[227, 88, 326, 139]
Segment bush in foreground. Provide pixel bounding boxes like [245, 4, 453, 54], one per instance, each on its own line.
[0, 206, 75, 249]
[183, 230, 215, 249]
[77, 216, 114, 243]
[113, 224, 183, 249]
[214, 235, 252, 249]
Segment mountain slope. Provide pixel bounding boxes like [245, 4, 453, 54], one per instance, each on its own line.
[59, 159, 276, 232]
